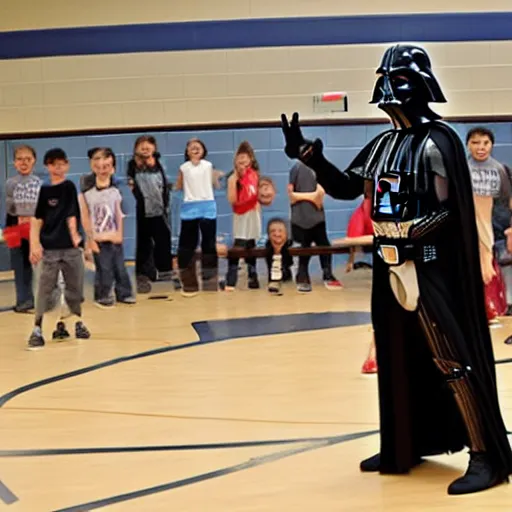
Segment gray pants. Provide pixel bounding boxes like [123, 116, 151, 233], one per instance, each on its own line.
[35, 248, 84, 319]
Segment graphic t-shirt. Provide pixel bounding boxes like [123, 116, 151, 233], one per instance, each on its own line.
[35, 180, 80, 250]
[5, 173, 42, 222]
[83, 185, 123, 236]
[469, 156, 510, 198]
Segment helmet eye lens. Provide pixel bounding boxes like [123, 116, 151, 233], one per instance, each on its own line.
[392, 75, 409, 89]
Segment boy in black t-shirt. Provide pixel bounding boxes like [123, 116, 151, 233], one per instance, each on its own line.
[28, 148, 91, 350]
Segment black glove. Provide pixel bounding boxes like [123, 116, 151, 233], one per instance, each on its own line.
[281, 112, 323, 161]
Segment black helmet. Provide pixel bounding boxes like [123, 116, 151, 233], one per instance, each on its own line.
[370, 44, 446, 127]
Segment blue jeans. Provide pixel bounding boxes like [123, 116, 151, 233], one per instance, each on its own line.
[10, 240, 34, 308]
[93, 242, 133, 301]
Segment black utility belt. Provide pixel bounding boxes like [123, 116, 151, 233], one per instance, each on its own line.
[375, 237, 437, 266]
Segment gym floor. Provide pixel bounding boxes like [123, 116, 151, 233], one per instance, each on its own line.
[0, 267, 511, 511]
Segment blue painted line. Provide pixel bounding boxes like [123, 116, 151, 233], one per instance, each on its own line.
[0, 479, 18, 505]
[0, 431, 379, 458]
[52, 430, 376, 512]
[0, 311, 371, 408]
[193, 311, 372, 343]
[1, 12, 511, 60]
[0, 306, 13, 314]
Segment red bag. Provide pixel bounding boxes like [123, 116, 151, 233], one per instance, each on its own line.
[233, 168, 259, 214]
[485, 259, 508, 320]
[3, 223, 30, 249]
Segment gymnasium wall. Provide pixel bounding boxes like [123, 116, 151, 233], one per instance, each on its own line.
[1, 4, 512, 270]
[0, 4, 512, 132]
[3, 121, 512, 269]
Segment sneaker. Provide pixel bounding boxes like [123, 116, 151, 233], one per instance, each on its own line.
[172, 275, 182, 290]
[52, 321, 70, 341]
[118, 296, 136, 304]
[268, 282, 283, 296]
[14, 301, 35, 314]
[156, 270, 173, 281]
[136, 275, 152, 294]
[297, 282, 312, 293]
[94, 298, 115, 309]
[323, 275, 343, 290]
[27, 328, 45, 350]
[248, 274, 260, 289]
[75, 321, 91, 339]
[361, 357, 378, 374]
[181, 289, 199, 298]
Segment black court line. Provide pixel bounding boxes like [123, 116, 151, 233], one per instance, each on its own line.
[52, 431, 376, 512]
[0, 479, 18, 505]
[496, 358, 512, 365]
[0, 311, 371, 408]
[0, 432, 381, 458]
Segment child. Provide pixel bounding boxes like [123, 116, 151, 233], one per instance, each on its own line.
[175, 138, 220, 296]
[288, 161, 342, 292]
[4, 145, 42, 313]
[81, 147, 117, 194]
[467, 126, 511, 321]
[80, 151, 135, 308]
[225, 141, 262, 291]
[27, 148, 90, 350]
[265, 218, 293, 295]
[127, 135, 172, 294]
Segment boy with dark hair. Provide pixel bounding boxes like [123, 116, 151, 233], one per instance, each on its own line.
[81, 147, 117, 193]
[28, 148, 91, 350]
[80, 152, 135, 307]
[466, 126, 511, 320]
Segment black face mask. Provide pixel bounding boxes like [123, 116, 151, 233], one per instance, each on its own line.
[370, 44, 446, 128]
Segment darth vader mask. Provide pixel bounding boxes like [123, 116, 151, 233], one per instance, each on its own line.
[370, 44, 446, 127]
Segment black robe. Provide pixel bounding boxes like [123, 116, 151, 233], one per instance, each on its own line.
[305, 120, 512, 477]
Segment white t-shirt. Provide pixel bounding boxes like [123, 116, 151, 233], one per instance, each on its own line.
[180, 159, 214, 202]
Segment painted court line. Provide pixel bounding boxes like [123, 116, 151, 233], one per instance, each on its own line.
[0, 479, 18, 505]
[0, 312, 371, 408]
[52, 431, 376, 512]
[0, 432, 380, 458]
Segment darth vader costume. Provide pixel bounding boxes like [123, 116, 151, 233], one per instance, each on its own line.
[282, 44, 512, 494]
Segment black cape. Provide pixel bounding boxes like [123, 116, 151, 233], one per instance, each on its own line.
[315, 120, 512, 476]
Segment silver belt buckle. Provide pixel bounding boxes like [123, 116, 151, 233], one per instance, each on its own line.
[379, 244, 399, 265]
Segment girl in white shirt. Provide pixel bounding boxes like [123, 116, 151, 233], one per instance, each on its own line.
[175, 138, 221, 296]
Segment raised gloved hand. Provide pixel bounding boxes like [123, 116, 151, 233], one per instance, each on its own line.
[281, 112, 323, 160]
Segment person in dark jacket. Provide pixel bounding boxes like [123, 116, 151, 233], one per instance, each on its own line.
[127, 135, 172, 294]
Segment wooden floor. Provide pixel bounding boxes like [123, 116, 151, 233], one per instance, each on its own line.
[0, 268, 511, 512]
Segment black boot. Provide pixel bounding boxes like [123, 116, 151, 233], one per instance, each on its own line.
[360, 453, 381, 472]
[448, 452, 504, 495]
[360, 453, 424, 473]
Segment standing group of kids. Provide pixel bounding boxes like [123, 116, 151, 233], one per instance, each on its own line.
[3, 136, 345, 351]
